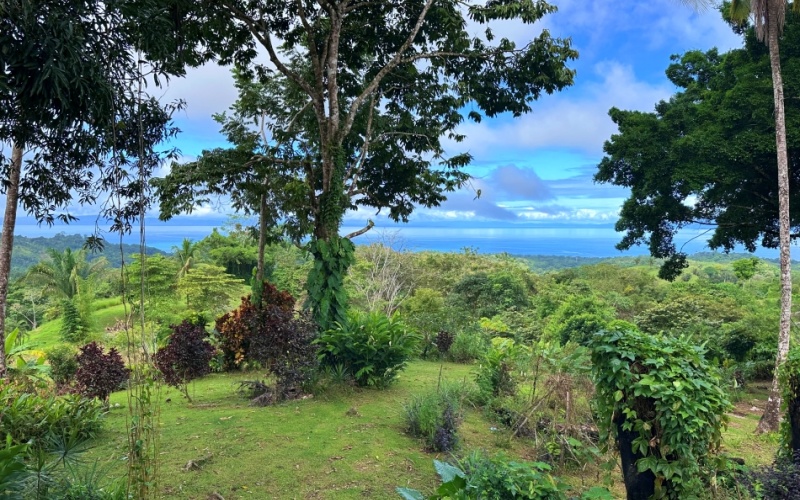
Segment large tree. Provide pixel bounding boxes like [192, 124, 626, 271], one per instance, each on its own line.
[728, 0, 799, 436]
[156, 0, 577, 329]
[596, 9, 800, 431]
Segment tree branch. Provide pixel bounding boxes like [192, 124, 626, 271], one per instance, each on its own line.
[340, 0, 435, 141]
[344, 219, 375, 239]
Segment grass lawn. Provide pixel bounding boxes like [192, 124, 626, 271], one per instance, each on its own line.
[88, 361, 562, 499]
[79, 362, 779, 500]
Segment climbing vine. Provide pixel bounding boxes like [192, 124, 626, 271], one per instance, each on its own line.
[306, 236, 355, 332]
[589, 328, 731, 498]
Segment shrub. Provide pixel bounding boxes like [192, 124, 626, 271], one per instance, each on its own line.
[435, 330, 454, 355]
[403, 383, 465, 452]
[155, 320, 215, 402]
[448, 325, 488, 363]
[47, 345, 78, 389]
[216, 282, 318, 401]
[475, 338, 526, 404]
[75, 342, 129, 403]
[316, 310, 418, 388]
[215, 281, 295, 370]
[248, 310, 318, 400]
[396, 453, 610, 500]
[589, 329, 731, 499]
[0, 384, 104, 450]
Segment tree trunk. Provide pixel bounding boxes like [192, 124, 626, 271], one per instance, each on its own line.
[757, 10, 792, 434]
[0, 144, 23, 379]
[256, 193, 267, 285]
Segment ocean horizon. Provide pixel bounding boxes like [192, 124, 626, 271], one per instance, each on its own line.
[7, 215, 785, 260]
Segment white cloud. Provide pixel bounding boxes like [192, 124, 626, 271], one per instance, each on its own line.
[447, 61, 672, 156]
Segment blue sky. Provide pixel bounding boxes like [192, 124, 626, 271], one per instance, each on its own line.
[157, 1, 743, 229]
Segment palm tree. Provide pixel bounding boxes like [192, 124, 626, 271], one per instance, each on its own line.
[172, 238, 199, 281]
[26, 248, 106, 301]
[679, 0, 796, 433]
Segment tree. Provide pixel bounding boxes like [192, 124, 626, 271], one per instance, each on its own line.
[156, 0, 577, 329]
[178, 263, 245, 316]
[726, 0, 799, 433]
[0, 0, 186, 378]
[596, 7, 800, 432]
[26, 248, 107, 342]
[173, 238, 199, 280]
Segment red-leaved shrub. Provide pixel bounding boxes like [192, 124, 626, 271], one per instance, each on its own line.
[155, 320, 215, 402]
[75, 342, 129, 402]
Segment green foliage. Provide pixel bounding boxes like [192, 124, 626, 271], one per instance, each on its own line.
[179, 263, 245, 316]
[732, 257, 760, 282]
[403, 383, 466, 452]
[4, 328, 49, 390]
[589, 329, 732, 497]
[0, 441, 29, 499]
[316, 311, 418, 388]
[448, 325, 490, 363]
[59, 299, 89, 343]
[397, 452, 593, 500]
[47, 345, 78, 389]
[451, 271, 529, 319]
[594, 13, 800, 278]
[779, 348, 800, 463]
[306, 237, 355, 332]
[543, 294, 616, 345]
[475, 338, 527, 403]
[0, 385, 104, 450]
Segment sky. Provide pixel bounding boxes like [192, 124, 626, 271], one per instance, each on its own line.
[155, 0, 744, 229]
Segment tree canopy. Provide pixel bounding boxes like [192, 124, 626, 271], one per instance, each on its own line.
[595, 12, 800, 279]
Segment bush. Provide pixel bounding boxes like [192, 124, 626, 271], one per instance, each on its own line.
[403, 383, 465, 452]
[435, 330, 454, 355]
[448, 325, 488, 363]
[396, 453, 609, 500]
[47, 345, 78, 389]
[155, 320, 215, 402]
[0, 385, 104, 450]
[75, 342, 129, 403]
[316, 311, 418, 388]
[215, 281, 295, 370]
[589, 329, 731, 498]
[216, 282, 318, 401]
[475, 338, 526, 404]
[743, 461, 800, 499]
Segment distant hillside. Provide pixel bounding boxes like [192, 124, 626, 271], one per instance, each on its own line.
[518, 251, 781, 273]
[9, 233, 166, 275]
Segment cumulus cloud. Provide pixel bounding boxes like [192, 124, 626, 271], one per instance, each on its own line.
[446, 61, 673, 157]
[480, 165, 554, 201]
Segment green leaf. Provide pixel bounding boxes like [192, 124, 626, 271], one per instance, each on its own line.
[395, 487, 425, 500]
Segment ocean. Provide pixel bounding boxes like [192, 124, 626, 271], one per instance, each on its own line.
[9, 215, 783, 259]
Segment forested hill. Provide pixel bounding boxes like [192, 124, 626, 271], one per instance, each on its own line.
[518, 252, 779, 273]
[8, 233, 165, 274]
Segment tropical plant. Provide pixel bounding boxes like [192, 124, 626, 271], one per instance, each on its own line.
[589, 328, 731, 499]
[316, 311, 418, 388]
[154, 320, 215, 402]
[475, 338, 528, 404]
[403, 383, 466, 452]
[47, 345, 78, 390]
[75, 342, 128, 404]
[172, 238, 199, 280]
[4, 328, 49, 390]
[0, 384, 104, 450]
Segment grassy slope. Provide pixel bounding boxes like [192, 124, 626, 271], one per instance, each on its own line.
[90, 362, 543, 499]
[28, 298, 127, 352]
[81, 362, 777, 500]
